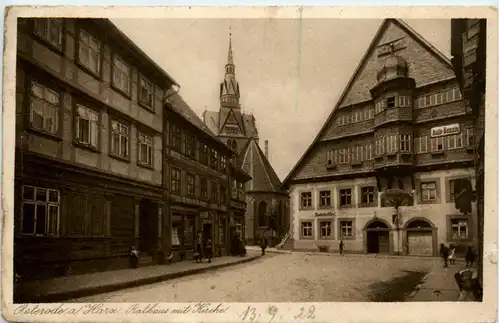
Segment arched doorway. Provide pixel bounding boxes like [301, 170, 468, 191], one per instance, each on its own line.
[366, 220, 391, 254]
[404, 218, 435, 256]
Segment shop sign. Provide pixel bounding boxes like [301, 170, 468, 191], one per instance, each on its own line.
[314, 212, 335, 217]
[430, 124, 460, 137]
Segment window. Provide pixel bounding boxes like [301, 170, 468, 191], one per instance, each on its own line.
[361, 187, 375, 205]
[418, 87, 462, 108]
[232, 180, 238, 199]
[300, 192, 312, 209]
[364, 107, 374, 120]
[398, 95, 411, 107]
[400, 134, 411, 152]
[319, 221, 332, 238]
[339, 220, 353, 238]
[387, 97, 396, 108]
[200, 143, 209, 165]
[171, 124, 182, 151]
[186, 173, 195, 197]
[210, 149, 218, 170]
[420, 182, 437, 202]
[375, 100, 386, 114]
[21, 186, 59, 236]
[451, 219, 469, 240]
[466, 128, 475, 147]
[138, 133, 153, 166]
[339, 189, 352, 207]
[171, 168, 181, 194]
[375, 138, 385, 156]
[200, 177, 208, 199]
[337, 116, 345, 126]
[386, 135, 397, 153]
[346, 113, 353, 124]
[76, 105, 99, 148]
[319, 191, 331, 208]
[431, 137, 444, 152]
[301, 222, 313, 238]
[185, 134, 195, 158]
[34, 19, 63, 50]
[139, 76, 153, 108]
[338, 148, 350, 164]
[416, 136, 428, 153]
[353, 146, 363, 163]
[30, 81, 60, 135]
[220, 186, 227, 204]
[110, 120, 129, 158]
[220, 155, 227, 172]
[211, 182, 219, 202]
[365, 143, 373, 160]
[78, 29, 100, 75]
[112, 55, 131, 95]
[447, 134, 463, 150]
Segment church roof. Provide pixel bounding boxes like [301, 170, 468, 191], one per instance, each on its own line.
[203, 109, 259, 138]
[238, 139, 284, 193]
[282, 18, 456, 188]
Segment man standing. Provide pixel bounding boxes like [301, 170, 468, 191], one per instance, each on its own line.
[339, 240, 344, 256]
[206, 236, 213, 263]
[260, 236, 268, 256]
[440, 243, 450, 268]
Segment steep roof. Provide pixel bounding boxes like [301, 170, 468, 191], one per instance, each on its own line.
[203, 109, 259, 139]
[239, 139, 284, 193]
[282, 18, 456, 188]
[167, 94, 233, 153]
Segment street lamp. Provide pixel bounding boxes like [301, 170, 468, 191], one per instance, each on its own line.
[381, 188, 414, 255]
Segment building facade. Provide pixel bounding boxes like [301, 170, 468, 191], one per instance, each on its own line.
[164, 93, 250, 261]
[14, 18, 177, 279]
[451, 19, 486, 281]
[282, 19, 478, 256]
[203, 33, 289, 245]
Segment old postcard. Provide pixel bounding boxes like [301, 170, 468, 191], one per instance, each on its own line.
[1, 5, 498, 323]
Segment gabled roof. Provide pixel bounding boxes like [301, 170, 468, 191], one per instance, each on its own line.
[239, 139, 284, 193]
[203, 109, 259, 139]
[282, 18, 455, 188]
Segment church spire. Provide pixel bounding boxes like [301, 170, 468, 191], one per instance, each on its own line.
[227, 25, 234, 66]
[220, 25, 240, 108]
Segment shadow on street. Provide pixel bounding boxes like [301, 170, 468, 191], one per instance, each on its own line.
[368, 270, 428, 302]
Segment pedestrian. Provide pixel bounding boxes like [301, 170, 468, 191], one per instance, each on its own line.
[339, 240, 344, 256]
[465, 246, 476, 267]
[448, 244, 456, 265]
[260, 236, 268, 256]
[440, 243, 449, 268]
[196, 231, 204, 260]
[205, 236, 213, 263]
[130, 245, 140, 269]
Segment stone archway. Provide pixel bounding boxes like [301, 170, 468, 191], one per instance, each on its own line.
[402, 217, 437, 256]
[363, 219, 393, 254]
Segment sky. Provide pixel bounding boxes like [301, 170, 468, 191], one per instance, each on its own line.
[112, 18, 451, 181]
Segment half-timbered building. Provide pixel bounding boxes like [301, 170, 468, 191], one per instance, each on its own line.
[282, 19, 478, 257]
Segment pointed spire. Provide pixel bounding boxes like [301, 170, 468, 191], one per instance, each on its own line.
[227, 25, 234, 66]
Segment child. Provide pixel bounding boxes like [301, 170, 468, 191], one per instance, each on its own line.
[448, 245, 456, 265]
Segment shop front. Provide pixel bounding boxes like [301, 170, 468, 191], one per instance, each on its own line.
[170, 207, 198, 262]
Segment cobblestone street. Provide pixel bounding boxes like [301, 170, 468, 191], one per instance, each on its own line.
[72, 253, 440, 302]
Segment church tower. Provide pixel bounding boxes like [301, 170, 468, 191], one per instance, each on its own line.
[216, 28, 257, 155]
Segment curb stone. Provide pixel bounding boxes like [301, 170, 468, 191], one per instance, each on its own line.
[20, 255, 261, 303]
[405, 272, 431, 301]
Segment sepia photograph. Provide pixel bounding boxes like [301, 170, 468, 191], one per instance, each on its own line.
[1, 6, 497, 323]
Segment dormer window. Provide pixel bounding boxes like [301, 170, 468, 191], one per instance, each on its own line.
[387, 96, 396, 108]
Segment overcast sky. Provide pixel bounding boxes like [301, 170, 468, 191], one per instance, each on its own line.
[112, 18, 451, 181]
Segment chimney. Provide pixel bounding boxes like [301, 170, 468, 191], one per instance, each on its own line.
[265, 140, 269, 159]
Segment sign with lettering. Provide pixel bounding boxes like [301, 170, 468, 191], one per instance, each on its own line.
[431, 124, 461, 137]
[314, 212, 335, 217]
